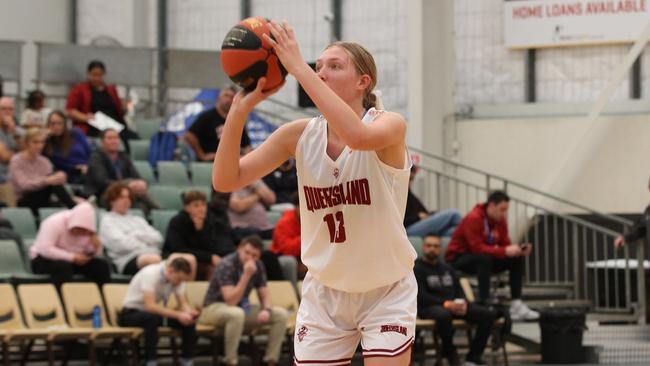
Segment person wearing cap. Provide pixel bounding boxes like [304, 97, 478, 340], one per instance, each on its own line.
[29, 202, 111, 287]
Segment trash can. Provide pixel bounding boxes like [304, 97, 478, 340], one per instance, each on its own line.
[539, 308, 587, 364]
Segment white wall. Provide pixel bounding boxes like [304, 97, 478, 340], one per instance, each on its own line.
[0, 0, 70, 93]
[453, 114, 650, 213]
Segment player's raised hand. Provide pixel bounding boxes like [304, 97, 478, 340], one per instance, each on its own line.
[263, 21, 306, 75]
[233, 77, 284, 112]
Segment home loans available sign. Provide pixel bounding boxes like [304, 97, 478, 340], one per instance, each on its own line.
[504, 0, 650, 48]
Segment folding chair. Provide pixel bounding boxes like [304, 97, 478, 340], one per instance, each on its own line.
[61, 283, 141, 365]
[18, 284, 96, 365]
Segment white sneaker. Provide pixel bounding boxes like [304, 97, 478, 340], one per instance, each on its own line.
[510, 300, 540, 321]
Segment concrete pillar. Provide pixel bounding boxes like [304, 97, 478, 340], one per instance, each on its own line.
[407, 0, 455, 208]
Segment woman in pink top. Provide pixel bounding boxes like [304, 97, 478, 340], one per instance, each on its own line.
[8, 128, 77, 215]
[30, 202, 111, 287]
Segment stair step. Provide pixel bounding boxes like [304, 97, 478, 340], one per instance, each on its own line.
[524, 299, 591, 309]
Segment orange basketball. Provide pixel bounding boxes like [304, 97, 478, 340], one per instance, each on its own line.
[220, 17, 287, 92]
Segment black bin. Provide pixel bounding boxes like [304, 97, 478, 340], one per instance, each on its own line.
[539, 308, 587, 364]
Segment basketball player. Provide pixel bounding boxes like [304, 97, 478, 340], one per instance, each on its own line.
[213, 21, 416, 366]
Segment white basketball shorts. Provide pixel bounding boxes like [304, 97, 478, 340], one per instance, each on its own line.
[293, 272, 417, 365]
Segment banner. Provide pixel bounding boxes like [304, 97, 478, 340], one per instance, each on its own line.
[504, 0, 650, 48]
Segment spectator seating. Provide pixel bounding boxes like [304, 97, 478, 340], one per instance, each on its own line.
[0, 284, 51, 365]
[148, 186, 185, 211]
[0, 240, 48, 283]
[157, 161, 190, 185]
[133, 160, 156, 185]
[2, 207, 37, 239]
[18, 284, 96, 364]
[129, 140, 150, 161]
[61, 283, 140, 357]
[190, 162, 213, 186]
[38, 207, 65, 222]
[150, 209, 177, 235]
[134, 118, 163, 140]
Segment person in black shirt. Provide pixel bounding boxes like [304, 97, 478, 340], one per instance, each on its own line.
[263, 159, 298, 204]
[406, 165, 462, 237]
[163, 190, 236, 280]
[414, 233, 495, 366]
[186, 86, 251, 161]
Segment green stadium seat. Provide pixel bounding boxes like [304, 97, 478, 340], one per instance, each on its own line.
[191, 162, 213, 186]
[148, 185, 185, 210]
[150, 209, 178, 235]
[158, 161, 190, 185]
[0, 240, 48, 282]
[409, 236, 424, 258]
[133, 160, 156, 184]
[38, 207, 65, 222]
[2, 207, 37, 239]
[129, 139, 150, 161]
[267, 211, 283, 226]
[135, 118, 163, 140]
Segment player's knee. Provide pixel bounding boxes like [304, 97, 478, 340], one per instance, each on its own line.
[228, 306, 246, 324]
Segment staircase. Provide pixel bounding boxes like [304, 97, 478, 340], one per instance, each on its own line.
[410, 147, 645, 323]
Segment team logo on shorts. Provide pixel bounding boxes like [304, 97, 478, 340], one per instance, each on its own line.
[333, 168, 339, 179]
[297, 325, 308, 342]
[380, 324, 408, 336]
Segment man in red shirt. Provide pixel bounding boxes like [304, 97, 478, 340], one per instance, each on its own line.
[445, 191, 539, 321]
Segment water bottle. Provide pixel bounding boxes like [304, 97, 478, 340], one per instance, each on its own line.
[92, 305, 102, 328]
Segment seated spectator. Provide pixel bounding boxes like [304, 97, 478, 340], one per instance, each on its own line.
[228, 179, 276, 240]
[198, 235, 288, 366]
[100, 182, 164, 275]
[119, 257, 197, 366]
[43, 110, 92, 185]
[20, 90, 50, 129]
[446, 191, 539, 321]
[9, 128, 78, 215]
[270, 193, 306, 278]
[163, 190, 236, 280]
[263, 159, 297, 205]
[0, 97, 20, 182]
[29, 202, 110, 287]
[211, 189, 286, 281]
[406, 165, 461, 237]
[85, 128, 158, 212]
[415, 233, 495, 366]
[65, 60, 138, 143]
[185, 86, 251, 161]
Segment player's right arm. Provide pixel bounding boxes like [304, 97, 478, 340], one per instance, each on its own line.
[213, 77, 307, 192]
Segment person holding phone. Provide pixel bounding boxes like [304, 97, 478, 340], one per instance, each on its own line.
[445, 190, 539, 321]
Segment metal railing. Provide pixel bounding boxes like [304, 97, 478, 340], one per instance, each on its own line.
[411, 147, 645, 321]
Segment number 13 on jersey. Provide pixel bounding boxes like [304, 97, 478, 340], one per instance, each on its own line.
[323, 211, 346, 243]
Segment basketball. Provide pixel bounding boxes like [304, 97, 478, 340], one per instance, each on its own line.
[220, 17, 287, 92]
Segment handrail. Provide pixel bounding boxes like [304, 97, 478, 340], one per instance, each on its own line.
[409, 146, 633, 227]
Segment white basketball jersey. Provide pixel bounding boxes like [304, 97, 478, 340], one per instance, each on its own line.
[295, 108, 417, 293]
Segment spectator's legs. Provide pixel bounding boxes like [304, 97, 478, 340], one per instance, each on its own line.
[492, 257, 523, 299]
[31, 255, 74, 287]
[167, 318, 197, 361]
[73, 257, 111, 286]
[118, 309, 161, 362]
[18, 188, 53, 216]
[419, 306, 456, 357]
[197, 303, 245, 365]
[260, 307, 289, 364]
[406, 209, 463, 237]
[463, 304, 496, 361]
[451, 254, 494, 302]
[50, 184, 77, 208]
